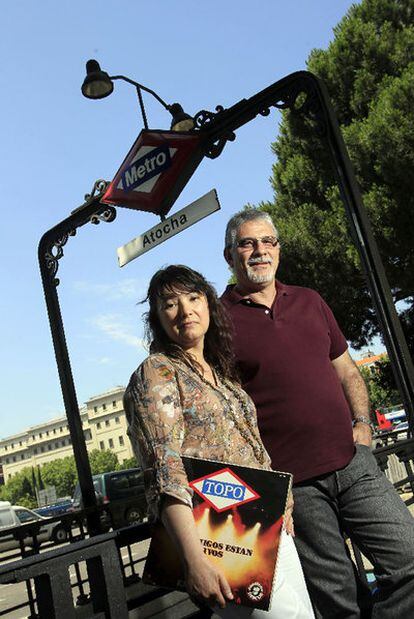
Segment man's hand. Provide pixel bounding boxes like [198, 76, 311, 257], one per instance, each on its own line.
[185, 555, 233, 609]
[353, 421, 372, 447]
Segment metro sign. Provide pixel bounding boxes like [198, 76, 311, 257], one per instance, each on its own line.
[189, 467, 261, 513]
[101, 129, 204, 217]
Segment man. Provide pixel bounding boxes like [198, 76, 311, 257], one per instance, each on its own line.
[221, 208, 414, 618]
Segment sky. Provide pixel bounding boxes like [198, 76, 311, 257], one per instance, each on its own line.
[1, 0, 379, 438]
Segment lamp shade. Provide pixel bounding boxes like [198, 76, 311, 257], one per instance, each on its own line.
[169, 103, 195, 131]
[81, 59, 114, 99]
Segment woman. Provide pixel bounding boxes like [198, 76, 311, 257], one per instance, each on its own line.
[124, 265, 314, 618]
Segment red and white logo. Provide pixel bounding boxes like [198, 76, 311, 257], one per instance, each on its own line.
[101, 129, 203, 216]
[189, 467, 260, 513]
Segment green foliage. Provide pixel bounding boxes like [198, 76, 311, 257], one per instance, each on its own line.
[360, 357, 400, 410]
[116, 456, 139, 471]
[1, 467, 37, 508]
[41, 456, 78, 497]
[262, 0, 414, 349]
[89, 449, 119, 475]
[0, 449, 126, 507]
[37, 466, 45, 490]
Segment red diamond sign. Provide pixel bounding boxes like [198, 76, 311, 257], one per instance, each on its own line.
[189, 467, 261, 513]
[101, 129, 204, 217]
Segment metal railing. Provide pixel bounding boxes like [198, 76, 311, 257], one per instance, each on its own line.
[0, 503, 210, 618]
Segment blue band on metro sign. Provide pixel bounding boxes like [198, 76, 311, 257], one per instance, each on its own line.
[101, 129, 204, 216]
[122, 145, 171, 191]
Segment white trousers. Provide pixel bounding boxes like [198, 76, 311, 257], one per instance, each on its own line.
[213, 531, 315, 618]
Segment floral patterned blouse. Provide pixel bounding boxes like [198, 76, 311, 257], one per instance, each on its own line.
[123, 353, 271, 520]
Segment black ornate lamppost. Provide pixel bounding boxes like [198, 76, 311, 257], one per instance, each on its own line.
[39, 64, 414, 537]
[81, 59, 194, 132]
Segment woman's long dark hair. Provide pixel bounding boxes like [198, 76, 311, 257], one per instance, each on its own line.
[143, 265, 239, 383]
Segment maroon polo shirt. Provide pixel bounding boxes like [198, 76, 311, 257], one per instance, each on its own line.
[221, 282, 355, 483]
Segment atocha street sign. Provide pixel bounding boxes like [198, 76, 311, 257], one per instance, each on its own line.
[101, 129, 204, 217]
[117, 189, 220, 267]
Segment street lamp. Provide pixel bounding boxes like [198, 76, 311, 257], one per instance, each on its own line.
[81, 59, 194, 131]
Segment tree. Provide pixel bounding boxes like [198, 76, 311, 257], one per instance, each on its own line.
[116, 456, 139, 471]
[41, 456, 78, 498]
[88, 449, 119, 475]
[360, 357, 401, 410]
[261, 0, 414, 349]
[37, 465, 45, 491]
[1, 467, 37, 508]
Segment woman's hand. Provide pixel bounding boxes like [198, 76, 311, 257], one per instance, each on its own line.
[185, 555, 233, 608]
[161, 497, 233, 608]
[283, 491, 295, 537]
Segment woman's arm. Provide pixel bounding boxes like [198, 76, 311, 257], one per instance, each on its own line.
[125, 356, 194, 516]
[125, 356, 233, 606]
[161, 496, 233, 608]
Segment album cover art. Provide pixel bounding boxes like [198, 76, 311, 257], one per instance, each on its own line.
[143, 457, 292, 610]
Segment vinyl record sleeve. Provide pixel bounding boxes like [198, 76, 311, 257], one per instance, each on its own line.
[143, 457, 292, 610]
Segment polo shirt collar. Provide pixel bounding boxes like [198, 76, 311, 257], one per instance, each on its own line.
[223, 280, 291, 305]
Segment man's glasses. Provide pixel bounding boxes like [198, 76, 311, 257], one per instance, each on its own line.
[236, 236, 279, 250]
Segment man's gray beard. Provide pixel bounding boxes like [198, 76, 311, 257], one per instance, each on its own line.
[246, 268, 275, 283]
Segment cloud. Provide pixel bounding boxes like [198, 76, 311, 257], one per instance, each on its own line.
[91, 314, 147, 350]
[73, 278, 145, 301]
[97, 356, 112, 365]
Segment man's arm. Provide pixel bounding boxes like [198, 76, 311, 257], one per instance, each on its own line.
[331, 350, 372, 447]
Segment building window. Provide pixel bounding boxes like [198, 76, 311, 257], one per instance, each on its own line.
[21, 454, 24, 460]
[60, 427, 63, 433]
[19, 441, 22, 446]
[41, 446, 45, 453]
[34, 449, 37, 455]
[4, 446, 7, 451]
[99, 441, 104, 450]
[112, 400, 116, 408]
[115, 416, 120, 424]
[46, 431, 49, 436]
[48, 444, 52, 451]
[102, 403, 107, 411]
[12, 456, 16, 462]
[53, 428, 56, 434]
[32, 435, 35, 440]
[119, 436, 124, 446]
[94, 406, 97, 413]
[11, 443, 14, 448]
[97, 422, 101, 429]
[105, 420, 110, 427]
[39, 434, 42, 439]
[108, 438, 114, 449]
[55, 442, 59, 449]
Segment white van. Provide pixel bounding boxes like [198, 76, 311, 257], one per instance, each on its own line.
[0, 501, 68, 551]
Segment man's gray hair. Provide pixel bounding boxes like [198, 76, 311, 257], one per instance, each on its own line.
[224, 209, 278, 249]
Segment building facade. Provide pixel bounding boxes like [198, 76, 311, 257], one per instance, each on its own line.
[0, 387, 134, 483]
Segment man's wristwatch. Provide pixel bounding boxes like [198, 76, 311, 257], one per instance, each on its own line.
[352, 416, 374, 431]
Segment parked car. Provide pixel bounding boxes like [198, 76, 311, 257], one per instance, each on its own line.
[34, 498, 73, 518]
[394, 421, 409, 432]
[72, 468, 147, 529]
[0, 501, 68, 551]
